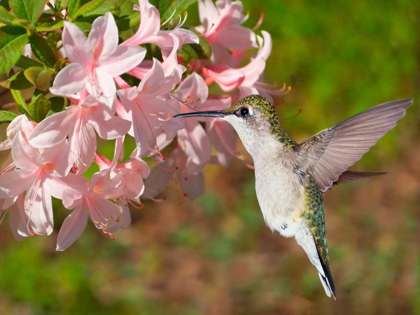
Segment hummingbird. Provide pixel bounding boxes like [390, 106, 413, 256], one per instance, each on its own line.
[174, 95, 412, 299]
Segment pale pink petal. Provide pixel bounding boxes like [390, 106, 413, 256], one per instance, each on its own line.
[207, 119, 237, 166]
[29, 109, 75, 148]
[89, 12, 118, 60]
[122, 0, 161, 46]
[131, 106, 150, 156]
[89, 116, 131, 140]
[62, 21, 90, 65]
[175, 73, 208, 106]
[179, 172, 204, 200]
[124, 172, 145, 199]
[138, 58, 165, 95]
[0, 115, 25, 151]
[56, 201, 88, 251]
[27, 185, 53, 235]
[0, 170, 33, 199]
[144, 164, 173, 197]
[202, 65, 245, 92]
[98, 46, 146, 77]
[45, 173, 88, 201]
[210, 25, 256, 49]
[50, 63, 88, 96]
[178, 119, 211, 166]
[198, 0, 220, 30]
[9, 194, 29, 240]
[92, 69, 116, 109]
[39, 140, 72, 177]
[12, 132, 40, 171]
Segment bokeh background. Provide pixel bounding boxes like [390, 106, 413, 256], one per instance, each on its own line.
[1, 0, 420, 314]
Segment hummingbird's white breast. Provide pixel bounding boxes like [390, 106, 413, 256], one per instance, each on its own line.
[254, 156, 305, 237]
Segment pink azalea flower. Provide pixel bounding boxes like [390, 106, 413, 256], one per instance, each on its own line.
[197, 0, 257, 66]
[117, 59, 184, 157]
[50, 12, 146, 109]
[57, 168, 127, 251]
[202, 31, 272, 92]
[28, 96, 131, 174]
[0, 132, 85, 236]
[174, 73, 236, 168]
[95, 140, 150, 226]
[122, 0, 198, 57]
[0, 115, 36, 151]
[0, 194, 32, 241]
[145, 147, 204, 200]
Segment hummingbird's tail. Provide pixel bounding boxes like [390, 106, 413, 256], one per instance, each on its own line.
[295, 225, 336, 299]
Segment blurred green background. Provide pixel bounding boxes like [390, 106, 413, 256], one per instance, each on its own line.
[1, 0, 420, 314]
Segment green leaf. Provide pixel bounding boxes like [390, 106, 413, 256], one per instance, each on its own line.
[180, 43, 209, 61]
[30, 34, 56, 68]
[161, 0, 197, 20]
[58, 0, 72, 10]
[0, 110, 18, 124]
[73, 21, 92, 32]
[116, 11, 140, 32]
[0, 71, 33, 89]
[29, 93, 51, 122]
[15, 55, 44, 69]
[10, 89, 32, 118]
[36, 20, 64, 32]
[73, 0, 106, 19]
[24, 66, 54, 90]
[9, 0, 49, 25]
[0, 6, 16, 27]
[47, 96, 67, 117]
[68, 0, 81, 20]
[0, 30, 29, 75]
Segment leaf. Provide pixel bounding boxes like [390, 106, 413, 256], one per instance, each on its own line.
[180, 43, 209, 61]
[15, 55, 44, 69]
[74, 21, 92, 32]
[0, 111, 18, 124]
[47, 96, 67, 117]
[116, 11, 140, 32]
[9, 0, 49, 25]
[0, 6, 16, 27]
[10, 89, 32, 118]
[36, 20, 64, 32]
[68, 0, 81, 20]
[161, 0, 197, 20]
[0, 30, 29, 75]
[28, 93, 51, 122]
[24, 66, 54, 90]
[30, 34, 57, 68]
[73, 0, 106, 19]
[0, 71, 33, 89]
[58, 0, 72, 10]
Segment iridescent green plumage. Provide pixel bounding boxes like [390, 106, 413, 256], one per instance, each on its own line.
[223, 95, 297, 147]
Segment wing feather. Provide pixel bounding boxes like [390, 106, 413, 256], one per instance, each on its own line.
[297, 99, 412, 191]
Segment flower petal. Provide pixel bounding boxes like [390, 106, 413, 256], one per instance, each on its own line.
[89, 12, 118, 59]
[29, 108, 75, 148]
[98, 46, 146, 77]
[0, 170, 33, 199]
[56, 201, 88, 251]
[50, 63, 88, 96]
[89, 115, 131, 140]
[62, 21, 90, 64]
[12, 132, 40, 171]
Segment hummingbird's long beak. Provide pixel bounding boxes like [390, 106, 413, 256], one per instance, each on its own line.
[174, 111, 225, 118]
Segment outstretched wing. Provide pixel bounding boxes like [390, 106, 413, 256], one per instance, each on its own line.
[296, 99, 412, 192]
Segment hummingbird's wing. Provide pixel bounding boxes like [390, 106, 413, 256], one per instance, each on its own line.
[296, 99, 412, 192]
[332, 170, 386, 188]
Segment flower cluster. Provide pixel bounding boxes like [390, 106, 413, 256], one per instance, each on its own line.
[0, 0, 287, 250]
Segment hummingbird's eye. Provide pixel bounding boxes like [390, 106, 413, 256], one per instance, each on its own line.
[239, 107, 249, 117]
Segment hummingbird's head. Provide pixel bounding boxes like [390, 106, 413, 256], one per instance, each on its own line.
[174, 95, 295, 159]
